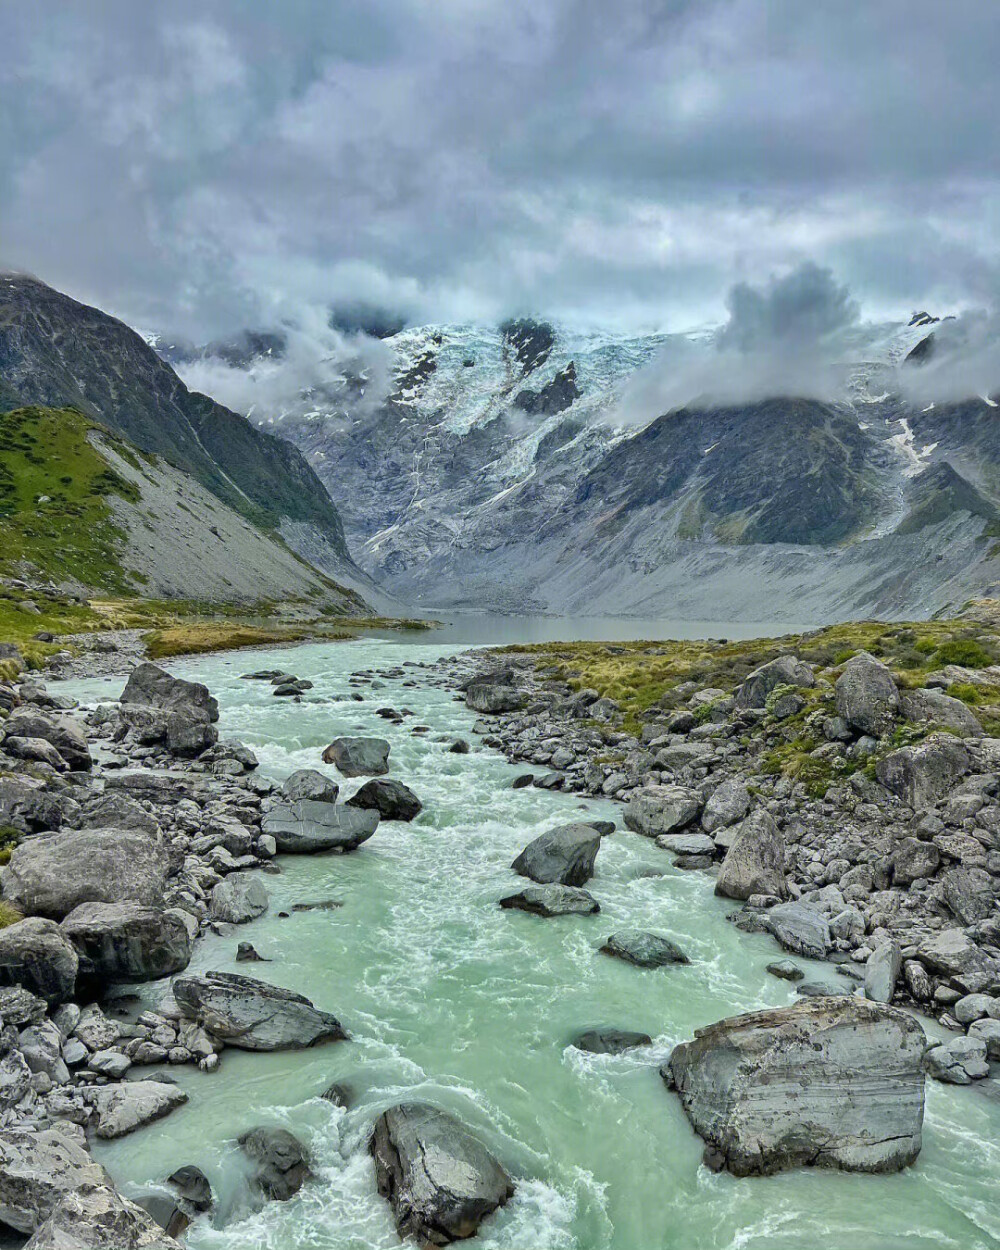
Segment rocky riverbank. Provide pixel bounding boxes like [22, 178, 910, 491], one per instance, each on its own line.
[435, 615, 1000, 1104]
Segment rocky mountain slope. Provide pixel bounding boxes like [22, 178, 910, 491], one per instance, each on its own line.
[172, 312, 1000, 623]
[0, 276, 373, 599]
[0, 404, 367, 609]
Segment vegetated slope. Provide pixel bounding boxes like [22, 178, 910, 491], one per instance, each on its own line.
[0, 405, 367, 609]
[0, 274, 366, 590]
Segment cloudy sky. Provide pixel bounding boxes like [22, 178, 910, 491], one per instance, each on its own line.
[2, 0, 998, 339]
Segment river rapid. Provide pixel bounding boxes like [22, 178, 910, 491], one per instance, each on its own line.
[57, 629, 1000, 1250]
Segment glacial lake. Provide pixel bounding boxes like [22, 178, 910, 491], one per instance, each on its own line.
[57, 633, 1000, 1250]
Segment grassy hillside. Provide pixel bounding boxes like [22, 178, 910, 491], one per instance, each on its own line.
[0, 405, 143, 592]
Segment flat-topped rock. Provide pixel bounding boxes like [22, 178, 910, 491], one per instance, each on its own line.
[761, 901, 830, 960]
[0, 1127, 109, 1234]
[172, 971, 347, 1050]
[571, 1028, 652, 1054]
[90, 1080, 189, 1140]
[664, 997, 926, 1176]
[499, 885, 600, 917]
[599, 930, 689, 968]
[371, 1103, 513, 1246]
[261, 800, 378, 853]
[624, 785, 702, 837]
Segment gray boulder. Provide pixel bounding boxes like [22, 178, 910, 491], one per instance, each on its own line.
[321, 737, 390, 777]
[238, 1127, 313, 1201]
[599, 930, 689, 968]
[172, 971, 347, 1050]
[0, 1127, 109, 1234]
[715, 809, 786, 901]
[655, 832, 715, 856]
[0, 918, 78, 1005]
[511, 823, 601, 887]
[281, 770, 338, 804]
[371, 1103, 513, 1246]
[91, 1081, 189, 1140]
[498, 885, 600, 917]
[665, 997, 926, 1176]
[891, 838, 941, 886]
[120, 663, 219, 722]
[969, 1018, 1000, 1059]
[24, 1183, 182, 1249]
[2, 738, 66, 771]
[835, 652, 900, 738]
[901, 688, 984, 737]
[0, 1050, 31, 1110]
[923, 1036, 990, 1084]
[116, 705, 217, 757]
[1, 710, 91, 771]
[701, 779, 751, 833]
[864, 942, 902, 1003]
[917, 928, 996, 978]
[734, 655, 814, 710]
[61, 903, 191, 984]
[624, 785, 702, 837]
[941, 866, 995, 925]
[760, 901, 830, 959]
[347, 778, 422, 822]
[209, 875, 269, 925]
[464, 684, 525, 714]
[876, 735, 971, 809]
[571, 1028, 652, 1054]
[2, 829, 174, 919]
[261, 801, 378, 853]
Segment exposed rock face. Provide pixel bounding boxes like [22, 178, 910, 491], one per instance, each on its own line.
[599, 930, 689, 968]
[261, 801, 378, 853]
[665, 998, 926, 1176]
[464, 684, 525, 714]
[498, 885, 600, 916]
[1, 710, 91, 772]
[701, 779, 751, 833]
[834, 652, 900, 737]
[761, 902, 830, 960]
[370, 1103, 513, 1246]
[715, 809, 786, 901]
[734, 656, 814, 710]
[347, 778, 422, 821]
[511, 823, 602, 887]
[624, 785, 702, 837]
[892, 838, 941, 886]
[172, 971, 347, 1050]
[24, 1183, 183, 1249]
[900, 688, 984, 737]
[2, 829, 174, 919]
[281, 770, 338, 804]
[61, 903, 192, 983]
[875, 735, 971, 809]
[238, 1127, 313, 1201]
[208, 875, 269, 924]
[0, 919, 79, 1006]
[0, 1127, 109, 1233]
[321, 737, 390, 777]
[120, 663, 219, 723]
[90, 1081, 189, 1140]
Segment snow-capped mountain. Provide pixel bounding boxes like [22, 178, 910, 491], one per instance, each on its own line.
[163, 314, 1000, 622]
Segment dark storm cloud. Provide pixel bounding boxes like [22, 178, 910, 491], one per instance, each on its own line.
[1, 0, 999, 337]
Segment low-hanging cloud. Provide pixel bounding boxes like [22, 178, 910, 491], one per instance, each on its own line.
[614, 263, 861, 422]
[898, 307, 1000, 405]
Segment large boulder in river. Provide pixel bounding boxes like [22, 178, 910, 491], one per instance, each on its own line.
[371, 1103, 514, 1246]
[0, 1127, 109, 1234]
[172, 971, 347, 1050]
[90, 1080, 189, 1140]
[875, 735, 971, 809]
[834, 652, 900, 738]
[664, 997, 926, 1176]
[714, 809, 786, 901]
[61, 902, 192, 983]
[322, 737, 390, 777]
[599, 929, 689, 968]
[464, 683, 525, 714]
[280, 769, 338, 804]
[1, 710, 91, 771]
[2, 829, 174, 919]
[238, 1127, 313, 1201]
[120, 662, 219, 723]
[0, 919, 78, 1005]
[760, 902, 830, 959]
[499, 885, 600, 917]
[116, 705, 217, 757]
[24, 1182, 182, 1249]
[734, 656, 814, 710]
[347, 778, 422, 822]
[261, 801, 378, 853]
[511, 823, 601, 887]
[209, 875, 269, 924]
[624, 785, 702, 837]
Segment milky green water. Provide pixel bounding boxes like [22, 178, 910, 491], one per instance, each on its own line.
[59, 637, 1000, 1250]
